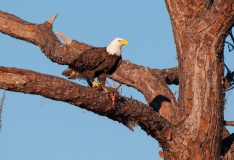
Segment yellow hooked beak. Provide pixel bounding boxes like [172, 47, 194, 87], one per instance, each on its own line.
[119, 39, 128, 45]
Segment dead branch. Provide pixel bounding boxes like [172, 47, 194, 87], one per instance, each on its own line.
[109, 61, 180, 125]
[0, 90, 5, 130]
[0, 10, 180, 124]
[224, 121, 234, 126]
[46, 13, 58, 26]
[56, 31, 72, 44]
[0, 11, 92, 65]
[0, 66, 173, 142]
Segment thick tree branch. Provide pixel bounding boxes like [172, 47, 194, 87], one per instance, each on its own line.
[0, 10, 180, 124]
[0, 66, 173, 142]
[109, 61, 180, 125]
[112, 64, 179, 86]
[0, 11, 92, 65]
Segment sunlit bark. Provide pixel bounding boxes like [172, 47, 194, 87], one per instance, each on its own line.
[1, 0, 234, 158]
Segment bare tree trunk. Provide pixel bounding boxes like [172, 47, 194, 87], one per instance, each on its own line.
[162, 0, 234, 159]
[0, 0, 234, 159]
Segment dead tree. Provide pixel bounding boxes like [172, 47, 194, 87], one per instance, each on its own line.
[1, 0, 234, 159]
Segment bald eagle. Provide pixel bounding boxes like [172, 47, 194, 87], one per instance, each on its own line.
[62, 38, 128, 87]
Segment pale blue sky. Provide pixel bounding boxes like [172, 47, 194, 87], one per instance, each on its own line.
[0, 1, 233, 160]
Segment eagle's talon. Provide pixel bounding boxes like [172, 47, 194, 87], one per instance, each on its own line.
[92, 81, 101, 88]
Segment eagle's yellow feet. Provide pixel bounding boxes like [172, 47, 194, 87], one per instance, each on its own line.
[92, 82, 101, 88]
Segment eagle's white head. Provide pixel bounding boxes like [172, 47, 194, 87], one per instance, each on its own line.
[106, 38, 128, 56]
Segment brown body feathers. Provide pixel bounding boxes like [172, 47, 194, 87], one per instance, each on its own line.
[62, 47, 122, 85]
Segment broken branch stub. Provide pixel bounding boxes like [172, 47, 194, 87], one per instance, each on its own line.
[56, 31, 72, 44]
[46, 13, 58, 26]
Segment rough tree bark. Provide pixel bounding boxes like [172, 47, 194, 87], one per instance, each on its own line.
[0, 0, 234, 159]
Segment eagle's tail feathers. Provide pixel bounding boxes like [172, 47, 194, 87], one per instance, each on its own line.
[69, 71, 79, 79]
[62, 68, 73, 76]
[62, 68, 80, 79]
